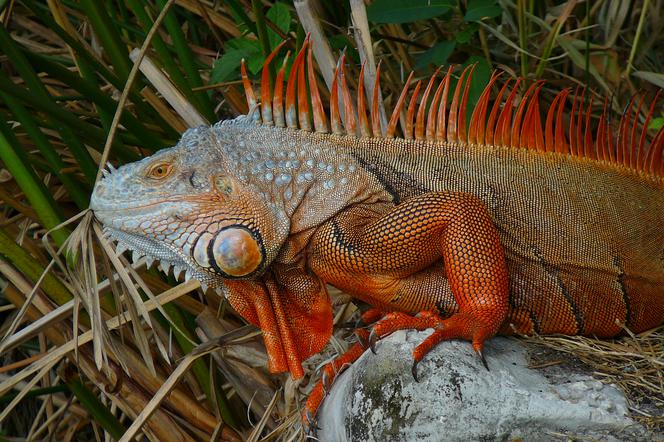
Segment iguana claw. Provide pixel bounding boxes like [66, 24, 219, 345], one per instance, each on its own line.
[476, 347, 490, 371]
[302, 409, 320, 437]
[321, 371, 331, 395]
[368, 329, 378, 354]
[411, 360, 420, 382]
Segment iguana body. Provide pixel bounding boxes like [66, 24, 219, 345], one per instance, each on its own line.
[90, 41, 664, 420]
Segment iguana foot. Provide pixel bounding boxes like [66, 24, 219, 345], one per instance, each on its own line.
[302, 329, 369, 429]
[368, 311, 442, 353]
[369, 310, 495, 379]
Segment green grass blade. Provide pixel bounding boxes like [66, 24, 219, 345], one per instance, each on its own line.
[0, 385, 69, 405]
[225, 0, 258, 36]
[154, 0, 216, 121]
[625, 0, 650, 78]
[21, 0, 177, 136]
[0, 71, 138, 162]
[0, 25, 98, 183]
[66, 377, 127, 439]
[0, 228, 71, 303]
[78, 0, 132, 81]
[0, 123, 69, 247]
[516, 0, 528, 78]
[159, 303, 241, 429]
[23, 51, 173, 149]
[127, 0, 204, 121]
[252, 0, 272, 57]
[1, 93, 90, 209]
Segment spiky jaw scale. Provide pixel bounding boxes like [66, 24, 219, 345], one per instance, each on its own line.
[101, 226, 220, 294]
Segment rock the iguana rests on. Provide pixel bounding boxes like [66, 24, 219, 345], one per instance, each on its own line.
[90, 38, 664, 424]
[317, 334, 656, 442]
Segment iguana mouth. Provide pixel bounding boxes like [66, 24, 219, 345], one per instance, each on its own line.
[103, 227, 179, 271]
[91, 195, 194, 214]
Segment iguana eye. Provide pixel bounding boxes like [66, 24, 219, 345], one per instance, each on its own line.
[147, 162, 173, 180]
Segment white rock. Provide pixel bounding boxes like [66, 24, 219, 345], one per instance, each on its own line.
[317, 331, 655, 442]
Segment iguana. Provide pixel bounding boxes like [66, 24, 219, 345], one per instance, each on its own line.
[90, 40, 664, 422]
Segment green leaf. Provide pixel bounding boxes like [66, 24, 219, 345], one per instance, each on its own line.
[415, 40, 456, 70]
[557, 36, 610, 93]
[66, 378, 126, 439]
[266, 2, 291, 50]
[464, 0, 502, 22]
[0, 122, 69, 246]
[455, 22, 479, 43]
[367, 0, 454, 24]
[650, 116, 664, 131]
[329, 34, 360, 64]
[210, 38, 262, 84]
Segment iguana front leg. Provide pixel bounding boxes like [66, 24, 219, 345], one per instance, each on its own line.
[308, 191, 510, 366]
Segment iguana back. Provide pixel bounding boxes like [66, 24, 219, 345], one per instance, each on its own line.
[347, 137, 664, 336]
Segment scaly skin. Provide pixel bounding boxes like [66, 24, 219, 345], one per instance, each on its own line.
[90, 48, 664, 424]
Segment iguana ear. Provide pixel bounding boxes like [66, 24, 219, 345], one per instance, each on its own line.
[223, 270, 333, 378]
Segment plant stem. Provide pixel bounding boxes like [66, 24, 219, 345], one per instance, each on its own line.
[625, 0, 650, 78]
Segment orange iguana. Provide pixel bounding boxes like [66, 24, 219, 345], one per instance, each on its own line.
[90, 40, 664, 423]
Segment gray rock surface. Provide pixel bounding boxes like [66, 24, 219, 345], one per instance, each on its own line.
[317, 330, 654, 442]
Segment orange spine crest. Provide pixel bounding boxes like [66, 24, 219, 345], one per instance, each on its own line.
[435, 65, 454, 142]
[637, 90, 661, 171]
[260, 41, 288, 125]
[371, 62, 383, 137]
[405, 80, 422, 140]
[485, 77, 512, 147]
[357, 63, 372, 137]
[416, 67, 441, 140]
[339, 56, 357, 136]
[285, 42, 308, 128]
[387, 71, 414, 138]
[457, 64, 477, 144]
[273, 51, 290, 128]
[307, 43, 329, 133]
[582, 95, 594, 159]
[240, 46, 663, 178]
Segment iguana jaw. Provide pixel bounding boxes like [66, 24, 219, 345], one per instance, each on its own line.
[101, 225, 214, 286]
[93, 195, 219, 288]
[92, 188, 237, 290]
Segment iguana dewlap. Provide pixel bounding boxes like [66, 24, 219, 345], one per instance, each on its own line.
[90, 41, 664, 415]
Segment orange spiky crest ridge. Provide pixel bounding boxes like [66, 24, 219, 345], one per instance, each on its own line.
[241, 44, 664, 178]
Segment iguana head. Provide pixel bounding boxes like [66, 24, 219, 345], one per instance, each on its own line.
[90, 121, 290, 289]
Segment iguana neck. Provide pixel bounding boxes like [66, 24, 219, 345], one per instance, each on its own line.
[214, 121, 395, 235]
